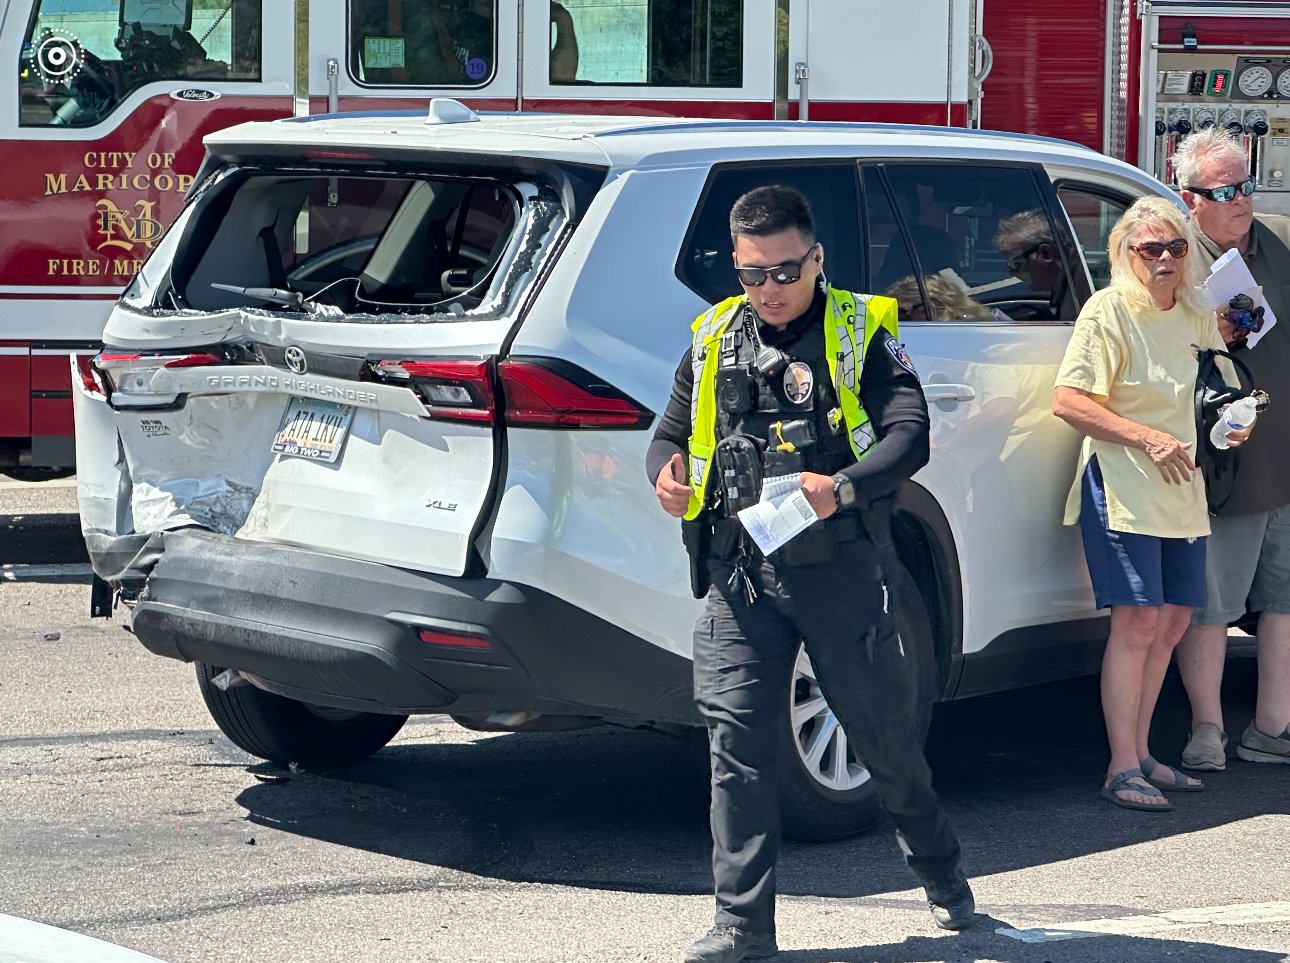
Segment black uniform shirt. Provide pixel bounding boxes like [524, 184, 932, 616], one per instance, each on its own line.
[646, 288, 930, 509]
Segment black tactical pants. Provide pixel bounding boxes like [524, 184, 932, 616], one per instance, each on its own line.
[694, 537, 961, 937]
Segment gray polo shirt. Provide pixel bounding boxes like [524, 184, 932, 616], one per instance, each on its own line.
[1196, 213, 1290, 515]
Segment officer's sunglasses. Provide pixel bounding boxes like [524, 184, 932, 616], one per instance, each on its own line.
[1130, 237, 1189, 261]
[1183, 176, 1257, 203]
[735, 243, 820, 287]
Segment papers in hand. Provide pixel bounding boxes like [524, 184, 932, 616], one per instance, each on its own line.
[1203, 247, 1278, 348]
[736, 473, 819, 556]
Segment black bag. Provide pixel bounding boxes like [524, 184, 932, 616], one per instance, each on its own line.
[1194, 345, 1261, 514]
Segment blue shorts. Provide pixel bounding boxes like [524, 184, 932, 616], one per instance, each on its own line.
[1078, 457, 1207, 609]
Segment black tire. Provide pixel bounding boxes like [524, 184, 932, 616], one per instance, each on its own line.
[1, 466, 75, 482]
[778, 563, 935, 842]
[195, 663, 407, 768]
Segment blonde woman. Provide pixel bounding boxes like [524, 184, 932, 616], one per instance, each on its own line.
[1052, 196, 1241, 811]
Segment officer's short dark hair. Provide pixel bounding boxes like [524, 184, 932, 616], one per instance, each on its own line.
[729, 185, 816, 243]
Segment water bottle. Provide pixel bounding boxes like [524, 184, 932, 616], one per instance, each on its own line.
[1209, 396, 1260, 450]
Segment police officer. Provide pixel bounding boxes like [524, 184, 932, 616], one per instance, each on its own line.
[648, 186, 973, 963]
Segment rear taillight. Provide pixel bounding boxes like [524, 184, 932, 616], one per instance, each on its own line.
[94, 351, 223, 406]
[373, 359, 495, 423]
[160, 352, 224, 369]
[75, 355, 104, 395]
[499, 359, 653, 429]
[374, 357, 652, 429]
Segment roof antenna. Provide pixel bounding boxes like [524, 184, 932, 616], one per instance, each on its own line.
[425, 99, 481, 126]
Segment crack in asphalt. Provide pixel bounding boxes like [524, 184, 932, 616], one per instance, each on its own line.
[61, 874, 517, 930]
[0, 729, 222, 749]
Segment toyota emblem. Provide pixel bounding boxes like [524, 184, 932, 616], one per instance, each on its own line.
[284, 346, 307, 374]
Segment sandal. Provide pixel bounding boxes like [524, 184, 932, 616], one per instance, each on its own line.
[1140, 754, 1204, 792]
[1101, 768, 1173, 812]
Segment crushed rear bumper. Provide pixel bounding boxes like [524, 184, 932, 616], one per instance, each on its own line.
[111, 528, 697, 724]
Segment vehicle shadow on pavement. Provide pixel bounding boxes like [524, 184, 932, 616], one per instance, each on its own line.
[0, 511, 88, 564]
[771, 916, 1285, 963]
[235, 655, 1289, 904]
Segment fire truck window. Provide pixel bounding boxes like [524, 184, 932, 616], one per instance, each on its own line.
[1055, 186, 1130, 291]
[20, 0, 264, 128]
[678, 164, 860, 305]
[554, 0, 741, 87]
[879, 164, 1078, 323]
[350, 1, 496, 87]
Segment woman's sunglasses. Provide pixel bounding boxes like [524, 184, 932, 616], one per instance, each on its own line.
[1183, 176, 1257, 203]
[735, 243, 820, 287]
[1130, 238, 1189, 261]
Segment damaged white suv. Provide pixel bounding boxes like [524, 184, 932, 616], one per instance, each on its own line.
[76, 103, 1175, 840]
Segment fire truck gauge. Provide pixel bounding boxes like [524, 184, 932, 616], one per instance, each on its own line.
[1277, 68, 1290, 100]
[1238, 64, 1274, 98]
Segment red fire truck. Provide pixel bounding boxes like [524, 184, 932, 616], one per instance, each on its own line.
[2, 0, 1288, 476]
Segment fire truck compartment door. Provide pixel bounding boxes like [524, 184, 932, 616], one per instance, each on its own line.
[788, 0, 972, 112]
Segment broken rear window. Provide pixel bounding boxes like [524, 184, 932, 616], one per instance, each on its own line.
[153, 170, 561, 321]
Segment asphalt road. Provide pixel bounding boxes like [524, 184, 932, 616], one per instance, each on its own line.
[2, 478, 1289, 963]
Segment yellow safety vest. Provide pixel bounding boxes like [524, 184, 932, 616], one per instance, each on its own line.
[683, 287, 899, 521]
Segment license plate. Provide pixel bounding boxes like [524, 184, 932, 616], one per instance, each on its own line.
[272, 397, 355, 463]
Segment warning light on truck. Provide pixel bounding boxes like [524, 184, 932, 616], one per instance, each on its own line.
[1208, 69, 1232, 97]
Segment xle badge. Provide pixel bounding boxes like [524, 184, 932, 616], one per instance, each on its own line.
[783, 361, 813, 404]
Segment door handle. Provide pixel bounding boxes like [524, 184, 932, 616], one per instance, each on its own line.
[922, 383, 977, 404]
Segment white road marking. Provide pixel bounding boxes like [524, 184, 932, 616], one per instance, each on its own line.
[998, 900, 1290, 943]
[1, 564, 93, 581]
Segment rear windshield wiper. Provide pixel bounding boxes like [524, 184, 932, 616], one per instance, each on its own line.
[211, 283, 304, 308]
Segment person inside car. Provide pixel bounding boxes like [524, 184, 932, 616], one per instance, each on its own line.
[995, 209, 1074, 321]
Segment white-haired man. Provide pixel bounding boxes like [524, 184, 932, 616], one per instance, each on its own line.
[1172, 127, 1290, 770]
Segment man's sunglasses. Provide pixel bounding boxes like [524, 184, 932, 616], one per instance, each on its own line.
[1005, 242, 1047, 274]
[1183, 176, 1257, 203]
[735, 243, 820, 287]
[1130, 238, 1189, 260]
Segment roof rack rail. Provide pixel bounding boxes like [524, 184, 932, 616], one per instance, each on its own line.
[586, 118, 1091, 151]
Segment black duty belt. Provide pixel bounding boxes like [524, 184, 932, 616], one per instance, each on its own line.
[710, 511, 864, 564]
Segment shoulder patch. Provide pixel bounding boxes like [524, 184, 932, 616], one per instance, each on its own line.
[886, 338, 918, 376]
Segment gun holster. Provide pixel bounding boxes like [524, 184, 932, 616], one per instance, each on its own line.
[681, 517, 712, 599]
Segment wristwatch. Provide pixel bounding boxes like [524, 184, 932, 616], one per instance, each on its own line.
[832, 473, 857, 511]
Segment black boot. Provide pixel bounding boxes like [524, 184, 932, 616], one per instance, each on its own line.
[896, 832, 974, 930]
[924, 871, 975, 930]
[682, 924, 778, 962]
